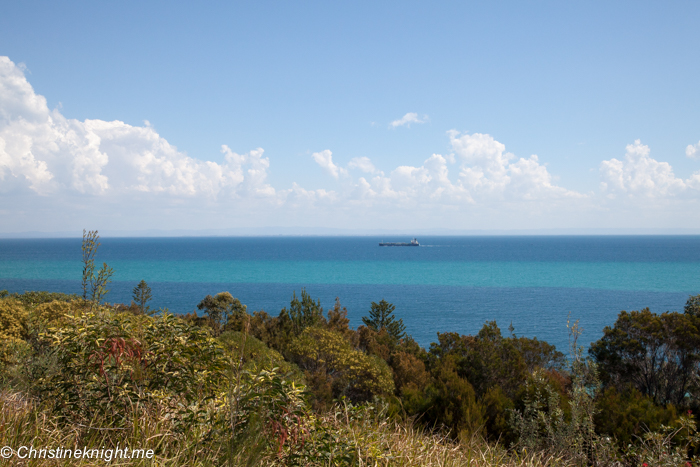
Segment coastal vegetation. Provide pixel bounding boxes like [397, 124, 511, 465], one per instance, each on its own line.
[1, 232, 700, 466]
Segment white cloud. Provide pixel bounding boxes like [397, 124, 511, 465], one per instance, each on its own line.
[5, 55, 700, 232]
[312, 132, 580, 209]
[687, 140, 700, 159]
[600, 139, 687, 198]
[347, 156, 376, 173]
[448, 131, 581, 200]
[389, 112, 427, 128]
[311, 149, 347, 179]
[386, 154, 471, 204]
[0, 56, 274, 200]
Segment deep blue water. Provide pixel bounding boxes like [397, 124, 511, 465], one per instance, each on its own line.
[1, 236, 699, 352]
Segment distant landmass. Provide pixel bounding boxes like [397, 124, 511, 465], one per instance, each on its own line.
[1, 227, 700, 238]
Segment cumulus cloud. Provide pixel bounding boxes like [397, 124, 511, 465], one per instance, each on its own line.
[389, 112, 427, 128]
[347, 156, 376, 173]
[449, 131, 581, 201]
[311, 131, 581, 207]
[6, 55, 700, 232]
[600, 139, 687, 198]
[0, 56, 274, 200]
[311, 149, 347, 179]
[687, 140, 700, 159]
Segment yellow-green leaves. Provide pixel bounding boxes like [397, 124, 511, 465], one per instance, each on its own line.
[288, 327, 394, 401]
[0, 299, 29, 365]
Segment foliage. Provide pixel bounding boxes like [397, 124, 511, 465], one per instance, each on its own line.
[4, 290, 80, 307]
[6, 270, 700, 465]
[391, 350, 430, 396]
[81, 229, 114, 308]
[223, 367, 309, 464]
[418, 322, 566, 442]
[510, 335, 566, 373]
[287, 327, 394, 403]
[421, 355, 486, 439]
[132, 279, 153, 315]
[218, 330, 304, 383]
[589, 307, 700, 406]
[33, 299, 80, 325]
[196, 291, 247, 335]
[685, 294, 700, 317]
[0, 299, 30, 365]
[0, 298, 29, 341]
[595, 386, 678, 446]
[326, 297, 353, 340]
[625, 414, 700, 467]
[283, 288, 325, 335]
[362, 299, 406, 342]
[510, 319, 617, 466]
[37, 310, 227, 425]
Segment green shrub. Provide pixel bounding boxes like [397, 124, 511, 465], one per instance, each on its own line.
[595, 386, 678, 446]
[625, 414, 700, 467]
[510, 320, 619, 466]
[8, 290, 80, 307]
[38, 310, 227, 426]
[288, 327, 394, 403]
[218, 330, 304, 383]
[0, 299, 29, 366]
[32, 299, 80, 326]
[221, 367, 310, 464]
[421, 355, 485, 439]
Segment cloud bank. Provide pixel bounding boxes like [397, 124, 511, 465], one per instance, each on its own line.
[1, 56, 700, 232]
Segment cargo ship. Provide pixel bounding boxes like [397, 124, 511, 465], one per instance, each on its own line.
[379, 238, 420, 247]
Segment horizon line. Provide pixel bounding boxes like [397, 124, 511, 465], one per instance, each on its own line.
[2, 227, 700, 239]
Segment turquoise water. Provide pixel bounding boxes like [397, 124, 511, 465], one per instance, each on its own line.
[1, 259, 698, 292]
[1, 236, 699, 351]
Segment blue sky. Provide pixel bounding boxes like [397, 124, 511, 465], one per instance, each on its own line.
[1, 1, 700, 234]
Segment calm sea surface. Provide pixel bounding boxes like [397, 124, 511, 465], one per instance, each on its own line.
[1, 236, 699, 352]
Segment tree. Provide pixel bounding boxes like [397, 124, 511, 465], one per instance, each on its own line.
[590, 308, 700, 406]
[362, 299, 406, 341]
[132, 280, 153, 315]
[282, 288, 324, 334]
[684, 294, 700, 317]
[81, 229, 114, 309]
[197, 292, 246, 334]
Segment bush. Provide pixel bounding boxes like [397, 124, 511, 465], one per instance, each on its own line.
[7, 290, 80, 307]
[421, 355, 485, 439]
[0, 299, 29, 366]
[595, 386, 678, 446]
[288, 327, 394, 404]
[38, 309, 227, 426]
[218, 330, 304, 383]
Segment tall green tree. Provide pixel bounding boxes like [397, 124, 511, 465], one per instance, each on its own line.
[590, 307, 700, 406]
[283, 288, 324, 334]
[197, 292, 246, 334]
[362, 299, 406, 341]
[81, 229, 114, 309]
[132, 280, 153, 314]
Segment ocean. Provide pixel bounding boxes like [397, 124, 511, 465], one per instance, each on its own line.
[1, 236, 699, 353]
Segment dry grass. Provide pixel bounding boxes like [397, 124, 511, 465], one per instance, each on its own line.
[0, 390, 221, 466]
[1, 390, 578, 467]
[296, 406, 574, 467]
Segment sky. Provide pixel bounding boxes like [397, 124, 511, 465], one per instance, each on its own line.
[1, 1, 700, 235]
